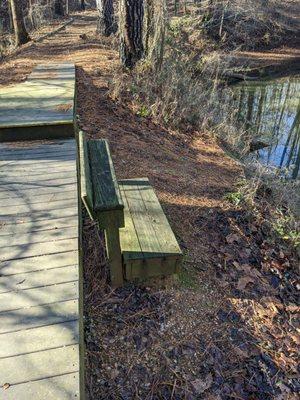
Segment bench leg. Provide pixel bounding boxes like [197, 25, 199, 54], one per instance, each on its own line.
[105, 223, 124, 287]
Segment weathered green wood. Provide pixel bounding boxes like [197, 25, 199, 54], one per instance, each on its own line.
[125, 256, 182, 280]
[101, 210, 124, 287]
[137, 178, 182, 256]
[88, 139, 124, 213]
[121, 179, 162, 256]
[0, 63, 75, 142]
[77, 167, 86, 400]
[79, 137, 124, 287]
[79, 131, 94, 220]
[96, 209, 125, 230]
[119, 184, 142, 257]
[80, 137, 181, 284]
[118, 178, 182, 280]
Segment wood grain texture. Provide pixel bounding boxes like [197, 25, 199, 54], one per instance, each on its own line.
[118, 178, 182, 280]
[0, 63, 75, 128]
[88, 139, 124, 212]
[0, 138, 81, 399]
[79, 131, 94, 220]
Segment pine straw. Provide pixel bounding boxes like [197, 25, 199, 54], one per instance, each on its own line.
[1, 11, 299, 399]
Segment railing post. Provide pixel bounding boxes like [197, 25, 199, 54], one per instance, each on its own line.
[96, 210, 124, 287]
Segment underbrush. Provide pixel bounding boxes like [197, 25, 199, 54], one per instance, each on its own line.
[111, 1, 299, 261]
[225, 165, 300, 253]
[197, 0, 295, 50]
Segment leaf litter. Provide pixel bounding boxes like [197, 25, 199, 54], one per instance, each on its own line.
[0, 10, 299, 400]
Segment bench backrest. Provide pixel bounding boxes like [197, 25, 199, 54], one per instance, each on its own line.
[79, 131, 124, 229]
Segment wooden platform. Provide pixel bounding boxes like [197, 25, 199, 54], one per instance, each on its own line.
[0, 139, 81, 399]
[0, 63, 75, 142]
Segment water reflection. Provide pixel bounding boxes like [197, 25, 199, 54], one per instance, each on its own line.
[235, 76, 300, 178]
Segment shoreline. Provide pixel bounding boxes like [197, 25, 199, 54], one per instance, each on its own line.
[225, 46, 300, 82]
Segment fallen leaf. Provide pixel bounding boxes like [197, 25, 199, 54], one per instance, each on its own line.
[237, 276, 254, 290]
[226, 233, 240, 244]
[233, 346, 249, 359]
[191, 374, 213, 394]
[2, 383, 10, 390]
[290, 333, 300, 345]
[54, 103, 72, 112]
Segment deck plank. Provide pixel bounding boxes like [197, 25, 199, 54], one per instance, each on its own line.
[0, 227, 77, 247]
[0, 320, 78, 358]
[0, 63, 75, 139]
[0, 281, 78, 313]
[0, 265, 78, 293]
[0, 299, 78, 334]
[0, 345, 79, 386]
[0, 251, 78, 276]
[0, 137, 80, 398]
[0, 218, 78, 236]
[1, 372, 79, 400]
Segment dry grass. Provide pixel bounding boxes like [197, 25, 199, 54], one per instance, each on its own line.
[1, 10, 299, 399]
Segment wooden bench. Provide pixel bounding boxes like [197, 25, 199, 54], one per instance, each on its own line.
[79, 132, 182, 286]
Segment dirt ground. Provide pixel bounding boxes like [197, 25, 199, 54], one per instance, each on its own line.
[0, 11, 299, 400]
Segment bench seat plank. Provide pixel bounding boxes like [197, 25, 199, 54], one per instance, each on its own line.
[119, 178, 182, 279]
[119, 183, 142, 259]
[120, 178, 162, 257]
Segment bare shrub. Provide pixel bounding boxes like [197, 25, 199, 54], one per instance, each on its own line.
[195, 0, 295, 50]
[166, 0, 296, 50]
[111, 13, 246, 152]
[112, 0, 299, 252]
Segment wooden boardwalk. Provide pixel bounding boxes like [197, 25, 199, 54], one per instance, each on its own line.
[0, 63, 75, 142]
[0, 139, 80, 399]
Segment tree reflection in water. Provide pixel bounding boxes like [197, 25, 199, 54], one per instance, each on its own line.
[235, 76, 300, 178]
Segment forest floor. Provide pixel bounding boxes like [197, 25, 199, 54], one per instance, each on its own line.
[217, 0, 300, 79]
[0, 11, 299, 400]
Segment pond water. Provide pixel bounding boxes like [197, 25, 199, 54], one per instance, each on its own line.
[235, 75, 300, 179]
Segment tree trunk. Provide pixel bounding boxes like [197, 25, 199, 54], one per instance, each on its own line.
[144, 0, 166, 71]
[96, 0, 116, 36]
[120, 0, 144, 68]
[9, 0, 30, 46]
[54, 0, 65, 16]
[144, 0, 154, 55]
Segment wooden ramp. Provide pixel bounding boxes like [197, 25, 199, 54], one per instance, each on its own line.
[0, 63, 75, 142]
[0, 139, 80, 399]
